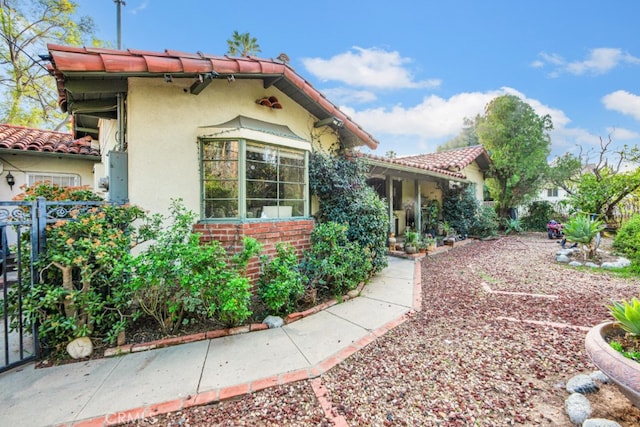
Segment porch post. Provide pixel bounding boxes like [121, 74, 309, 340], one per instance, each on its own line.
[415, 180, 422, 235]
[386, 175, 394, 234]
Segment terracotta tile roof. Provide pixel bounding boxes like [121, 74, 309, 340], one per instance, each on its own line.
[359, 145, 491, 180]
[359, 152, 467, 179]
[399, 145, 491, 172]
[46, 44, 379, 150]
[0, 124, 99, 157]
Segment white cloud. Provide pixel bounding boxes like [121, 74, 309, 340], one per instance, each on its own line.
[343, 87, 572, 156]
[302, 47, 441, 90]
[322, 88, 378, 104]
[602, 90, 640, 120]
[606, 127, 640, 140]
[129, 0, 149, 15]
[533, 48, 640, 77]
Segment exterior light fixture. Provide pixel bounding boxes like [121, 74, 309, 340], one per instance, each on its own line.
[6, 171, 15, 190]
[314, 117, 344, 128]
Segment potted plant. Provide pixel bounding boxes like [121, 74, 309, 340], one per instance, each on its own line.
[585, 295, 640, 408]
[403, 228, 419, 254]
[422, 234, 437, 252]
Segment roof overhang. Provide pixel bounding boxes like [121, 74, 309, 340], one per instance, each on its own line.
[0, 148, 101, 162]
[46, 45, 379, 150]
[366, 158, 468, 183]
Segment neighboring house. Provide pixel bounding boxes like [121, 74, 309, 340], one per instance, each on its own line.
[0, 124, 100, 201]
[45, 44, 379, 267]
[533, 185, 571, 217]
[362, 145, 492, 236]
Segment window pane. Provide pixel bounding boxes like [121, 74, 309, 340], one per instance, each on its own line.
[202, 140, 307, 220]
[244, 142, 305, 218]
[280, 183, 304, 199]
[27, 173, 80, 187]
[247, 180, 277, 198]
[280, 164, 305, 183]
[202, 140, 239, 219]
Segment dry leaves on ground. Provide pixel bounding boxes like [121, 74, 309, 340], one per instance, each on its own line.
[121, 233, 640, 426]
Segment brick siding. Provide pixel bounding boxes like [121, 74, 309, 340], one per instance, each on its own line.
[193, 219, 315, 281]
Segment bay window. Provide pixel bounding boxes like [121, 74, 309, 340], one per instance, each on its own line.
[201, 139, 308, 220]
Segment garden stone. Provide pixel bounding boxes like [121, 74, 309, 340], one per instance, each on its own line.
[556, 254, 570, 263]
[347, 290, 360, 298]
[569, 261, 583, 267]
[566, 374, 599, 394]
[263, 315, 284, 329]
[66, 336, 93, 359]
[585, 262, 599, 268]
[583, 419, 622, 427]
[601, 257, 631, 269]
[589, 370, 611, 384]
[565, 393, 592, 425]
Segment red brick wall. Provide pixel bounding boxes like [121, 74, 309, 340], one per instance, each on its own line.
[193, 219, 315, 280]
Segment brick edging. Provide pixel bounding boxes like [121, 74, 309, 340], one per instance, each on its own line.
[63, 309, 416, 427]
[104, 281, 367, 358]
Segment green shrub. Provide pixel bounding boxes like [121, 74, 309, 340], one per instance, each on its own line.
[301, 222, 372, 297]
[503, 217, 523, 234]
[309, 149, 388, 274]
[470, 204, 499, 237]
[563, 214, 605, 260]
[521, 201, 557, 231]
[10, 202, 147, 353]
[613, 214, 640, 266]
[442, 186, 478, 237]
[127, 200, 261, 332]
[258, 243, 304, 315]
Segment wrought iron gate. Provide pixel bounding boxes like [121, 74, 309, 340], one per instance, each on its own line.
[0, 198, 102, 373]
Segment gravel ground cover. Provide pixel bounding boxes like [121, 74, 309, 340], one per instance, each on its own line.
[121, 233, 640, 426]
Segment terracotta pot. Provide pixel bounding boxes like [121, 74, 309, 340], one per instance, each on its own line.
[404, 245, 416, 254]
[585, 321, 640, 408]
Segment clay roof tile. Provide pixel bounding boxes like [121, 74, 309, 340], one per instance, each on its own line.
[0, 124, 100, 157]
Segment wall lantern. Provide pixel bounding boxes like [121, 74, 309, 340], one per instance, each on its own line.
[6, 171, 15, 190]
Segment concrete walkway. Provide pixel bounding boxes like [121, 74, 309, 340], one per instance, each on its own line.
[1, 256, 422, 427]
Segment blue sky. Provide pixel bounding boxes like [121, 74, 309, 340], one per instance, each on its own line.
[76, 1, 640, 160]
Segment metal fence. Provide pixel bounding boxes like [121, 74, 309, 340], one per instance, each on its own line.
[0, 198, 103, 373]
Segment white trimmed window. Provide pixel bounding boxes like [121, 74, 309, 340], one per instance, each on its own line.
[27, 173, 80, 187]
[547, 187, 559, 198]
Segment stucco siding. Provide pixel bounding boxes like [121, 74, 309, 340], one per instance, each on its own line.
[461, 161, 485, 201]
[0, 154, 96, 201]
[125, 77, 330, 217]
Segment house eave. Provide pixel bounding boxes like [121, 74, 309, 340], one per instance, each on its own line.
[366, 158, 468, 183]
[0, 148, 101, 162]
[46, 44, 379, 150]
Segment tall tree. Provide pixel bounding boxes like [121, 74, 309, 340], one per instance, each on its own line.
[226, 31, 261, 57]
[437, 116, 480, 152]
[548, 135, 640, 224]
[477, 95, 553, 218]
[0, 0, 99, 128]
